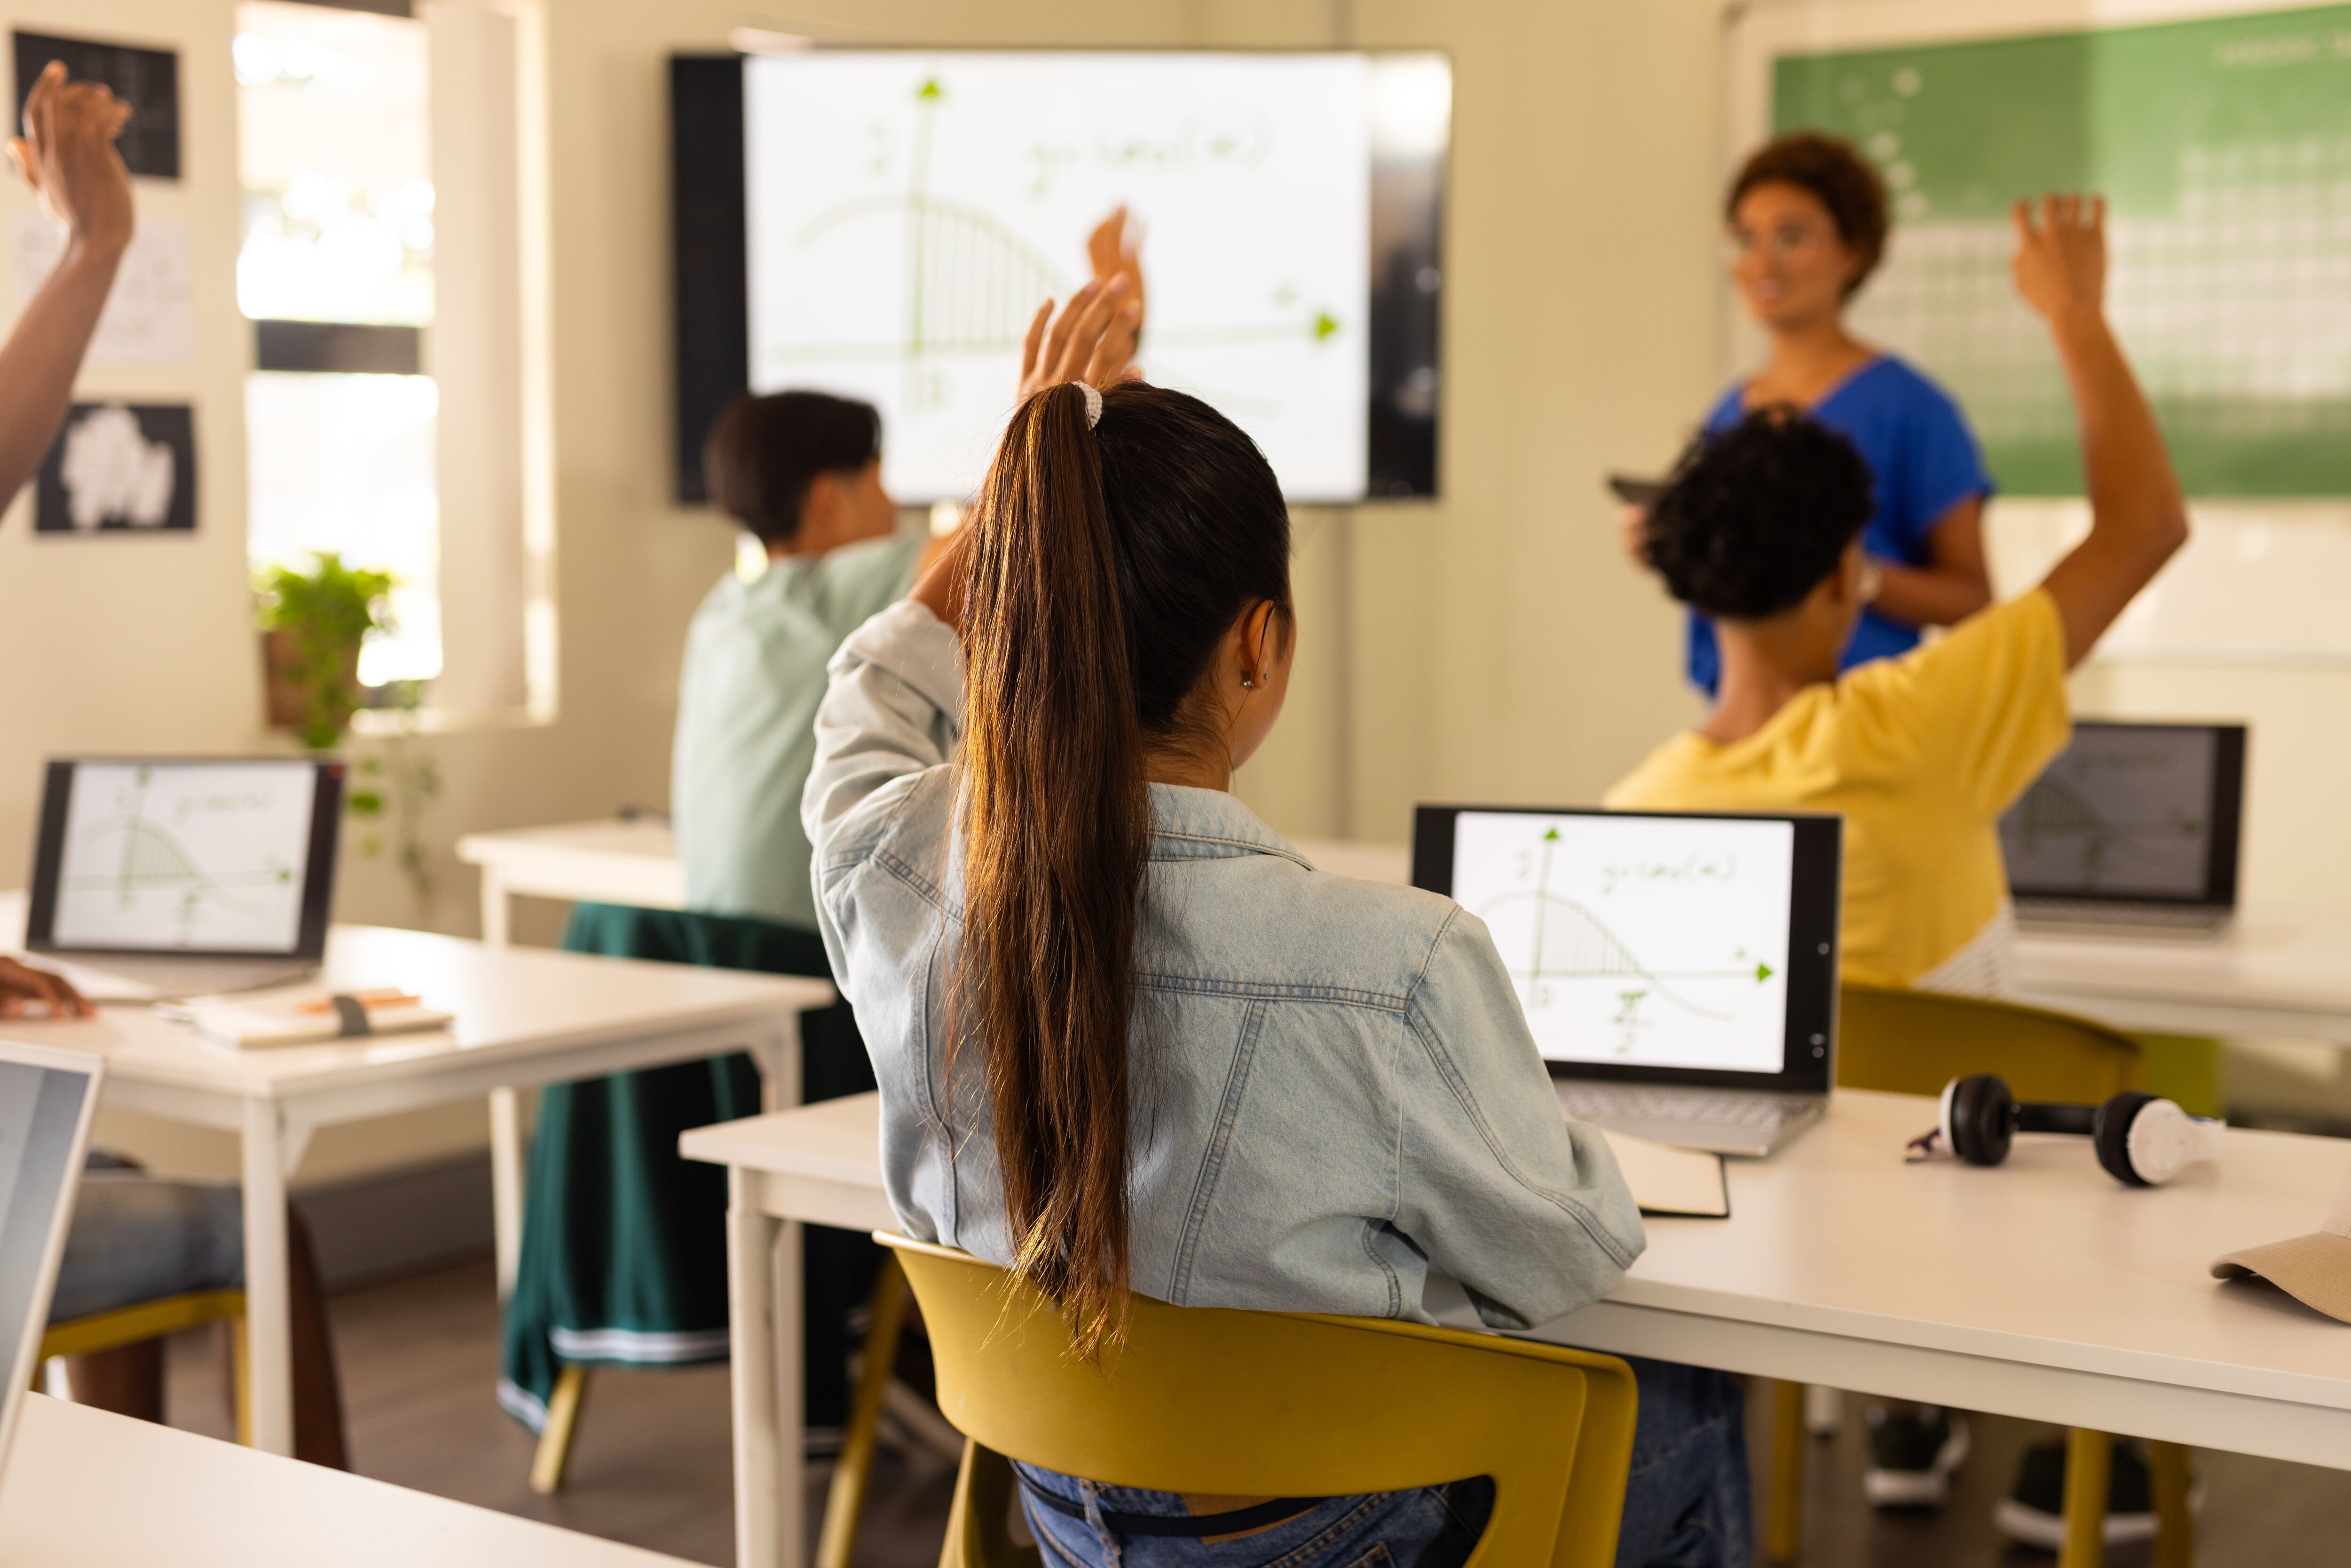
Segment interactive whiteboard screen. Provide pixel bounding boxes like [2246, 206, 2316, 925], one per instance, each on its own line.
[743, 52, 1375, 502]
[1448, 811, 1796, 1075]
[46, 761, 321, 954]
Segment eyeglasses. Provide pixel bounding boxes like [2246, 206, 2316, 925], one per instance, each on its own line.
[1727, 225, 1836, 263]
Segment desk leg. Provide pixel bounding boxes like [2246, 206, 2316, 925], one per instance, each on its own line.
[730, 1166, 805, 1568]
[752, 1013, 805, 1116]
[490, 1087, 529, 1300]
[240, 1100, 295, 1457]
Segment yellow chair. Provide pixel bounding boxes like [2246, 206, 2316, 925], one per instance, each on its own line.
[880, 1231, 1641, 1568]
[1761, 984, 2191, 1568]
[37, 1289, 251, 1442]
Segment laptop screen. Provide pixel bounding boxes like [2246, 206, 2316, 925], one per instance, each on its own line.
[1412, 806, 1842, 1094]
[0, 1044, 103, 1472]
[1999, 722, 2247, 907]
[26, 758, 344, 960]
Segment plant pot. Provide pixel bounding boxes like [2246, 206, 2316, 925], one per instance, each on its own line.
[261, 628, 363, 738]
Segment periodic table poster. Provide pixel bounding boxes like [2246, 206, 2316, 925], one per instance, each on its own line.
[1774, 4, 2351, 496]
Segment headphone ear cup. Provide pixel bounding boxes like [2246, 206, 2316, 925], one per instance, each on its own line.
[1949, 1074, 2014, 1166]
[2093, 1092, 2160, 1186]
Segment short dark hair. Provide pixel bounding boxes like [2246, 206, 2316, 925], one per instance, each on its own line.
[701, 391, 881, 546]
[1728, 132, 1890, 298]
[1643, 410, 1874, 621]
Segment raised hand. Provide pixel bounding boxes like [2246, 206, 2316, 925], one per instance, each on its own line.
[9, 62, 134, 258]
[1085, 205, 1145, 369]
[2011, 193, 2106, 324]
[1014, 273, 1140, 406]
[0, 955, 92, 1019]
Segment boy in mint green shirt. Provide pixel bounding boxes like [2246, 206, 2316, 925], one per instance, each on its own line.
[673, 391, 928, 928]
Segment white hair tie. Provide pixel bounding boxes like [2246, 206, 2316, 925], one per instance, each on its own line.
[1075, 382, 1103, 429]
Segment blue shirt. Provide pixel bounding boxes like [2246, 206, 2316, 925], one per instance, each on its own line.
[1686, 355, 1992, 695]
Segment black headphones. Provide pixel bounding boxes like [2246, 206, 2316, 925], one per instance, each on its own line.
[1932, 1074, 2224, 1188]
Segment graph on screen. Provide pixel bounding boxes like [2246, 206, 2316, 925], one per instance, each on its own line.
[2000, 726, 2215, 897]
[49, 762, 318, 953]
[744, 52, 1371, 501]
[1451, 812, 1794, 1074]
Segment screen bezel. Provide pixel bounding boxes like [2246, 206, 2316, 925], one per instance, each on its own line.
[670, 46, 1449, 504]
[25, 757, 346, 961]
[0, 1040, 104, 1481]
[1412, 803, 1842, 1095]
[2002, 721, 2248, 908]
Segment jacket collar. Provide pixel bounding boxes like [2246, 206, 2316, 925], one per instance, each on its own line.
[1146, 783, 1314, 872]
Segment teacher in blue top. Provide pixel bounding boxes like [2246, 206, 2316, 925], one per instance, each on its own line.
[1683, 132, 1994, 694]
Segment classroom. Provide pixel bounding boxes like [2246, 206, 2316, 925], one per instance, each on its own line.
[1, 0, 2349, 1564]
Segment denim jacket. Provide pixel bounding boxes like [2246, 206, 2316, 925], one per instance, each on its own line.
[803, 600, 1644, 1329]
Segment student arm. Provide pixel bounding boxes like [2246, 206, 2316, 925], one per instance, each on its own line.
[0, 67, 134, 512]
[2016, 196, 2189, 668]
[1396, 910, 1645, 1330]
[1871, 494, 1992, 628]
[801, 602, 964, 883]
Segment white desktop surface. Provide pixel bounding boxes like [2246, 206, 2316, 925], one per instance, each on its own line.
[2015, 905, 2351, 1042]
[457, 819, 687, 924]
[682, 1088, 2351, 1568]
[0, 1393, 697, 1567]
[0, 890, 832, 1461]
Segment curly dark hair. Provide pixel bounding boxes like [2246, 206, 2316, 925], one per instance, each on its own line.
[1728, 132, 1890, 299]
[1642, 410, 1875, 621]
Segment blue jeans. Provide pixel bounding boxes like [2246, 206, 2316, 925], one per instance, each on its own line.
[1015, 1356, 1751, 1568]
[48, 1155, 244, 1324]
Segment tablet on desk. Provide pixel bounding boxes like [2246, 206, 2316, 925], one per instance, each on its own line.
[24, 757, 345, 1000]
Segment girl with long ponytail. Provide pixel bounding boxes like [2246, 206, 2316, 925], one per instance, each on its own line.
[803, 281, 1751, 1566]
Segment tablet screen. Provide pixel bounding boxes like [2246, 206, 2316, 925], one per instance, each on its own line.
[1447, 809, 1797, 1074]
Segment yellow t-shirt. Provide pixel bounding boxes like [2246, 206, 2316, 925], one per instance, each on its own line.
[1605, 590, 2071, 990]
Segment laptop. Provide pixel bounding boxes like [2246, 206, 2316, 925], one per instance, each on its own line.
[1413, 804, 1843, 1157]
[0, 1040, 105, 1472]
[23, 757, 345, 1001]
[2000, 722, 2247, 937]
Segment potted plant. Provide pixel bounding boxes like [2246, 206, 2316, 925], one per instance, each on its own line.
[256, 552, 392, 750]
[254, 552, 442, 908]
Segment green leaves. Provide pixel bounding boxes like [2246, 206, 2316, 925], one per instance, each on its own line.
[254, 552, 395, 751]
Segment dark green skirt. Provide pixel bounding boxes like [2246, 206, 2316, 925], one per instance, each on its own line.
[497, 903, 879, 1434]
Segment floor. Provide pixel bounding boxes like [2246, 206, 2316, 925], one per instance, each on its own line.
[148, 1256, 2350, 1567]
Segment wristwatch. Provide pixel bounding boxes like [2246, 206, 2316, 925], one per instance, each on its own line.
[1858, 558, 1885, 605]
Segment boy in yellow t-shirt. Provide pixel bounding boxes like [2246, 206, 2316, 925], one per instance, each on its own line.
[1610, 195, 2187, 995]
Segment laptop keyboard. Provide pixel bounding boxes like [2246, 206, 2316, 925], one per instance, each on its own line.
[2018, 899, 2227, 931]
[1556, 1085, 1812, 1130]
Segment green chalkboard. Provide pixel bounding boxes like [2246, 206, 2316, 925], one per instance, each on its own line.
[1774, 5, 2351, 496]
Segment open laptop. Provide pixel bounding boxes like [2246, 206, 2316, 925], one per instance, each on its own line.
[0, 1040, 104, 1473]
[1413, 804, 1842, 1157]
[1999, 722, 2247, 937]
[23, 757, 344, 1001]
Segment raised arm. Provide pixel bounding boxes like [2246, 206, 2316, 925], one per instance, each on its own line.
[2016, 194, 2189, 667]
[0, 64, 135, 512]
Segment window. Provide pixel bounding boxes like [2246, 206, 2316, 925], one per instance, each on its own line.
[237, 0, 442, 689]
[236, 0, 547, 722]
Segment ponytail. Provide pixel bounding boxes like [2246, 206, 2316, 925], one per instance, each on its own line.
[957, 383, 1148, 1357]
[956, 380, 1292, 1358]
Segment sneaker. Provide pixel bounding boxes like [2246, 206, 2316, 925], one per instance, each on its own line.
[1862, 1406, 1971, 1508]
[1991, 1439, 2200, 1549]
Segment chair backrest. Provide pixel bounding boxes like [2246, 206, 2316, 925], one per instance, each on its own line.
[1838, 983, 2143, 1103]
[879, 1233, 1639, 1568]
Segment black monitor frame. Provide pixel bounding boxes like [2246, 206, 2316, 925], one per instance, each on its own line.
[26, 757, 345, 961]
[670, 47, 1447, 504]
[1412, 804, 1843, 1095]
[2002, 721, 2248, 909]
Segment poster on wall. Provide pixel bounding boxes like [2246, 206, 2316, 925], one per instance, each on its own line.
[34, 402, 197, 535]
[11, 32, 180, 181]
[12, 215, 192, 364]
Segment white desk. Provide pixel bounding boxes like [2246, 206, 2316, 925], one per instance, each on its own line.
[2017, 906, 2351, 1046]
[684, 1088, 2351, 1568]
[0, 911, 832, 1459]
[0, 1393, 698, 1566]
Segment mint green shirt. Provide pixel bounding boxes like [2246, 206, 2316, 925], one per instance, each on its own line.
[672, 532, 924, 929]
